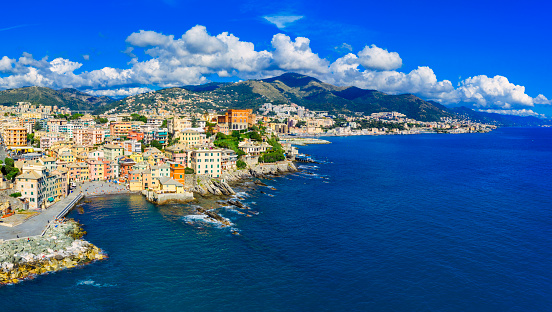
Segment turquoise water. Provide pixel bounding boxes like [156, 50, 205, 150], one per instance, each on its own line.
[2, 127, 552, 311]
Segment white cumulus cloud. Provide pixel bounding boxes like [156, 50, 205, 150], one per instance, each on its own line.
[85, 87, 153, 98]
[534, 94, 551, 105]
[0, 56, 15, 72]
[456, 75, 533, 108]
[126, 30, 174, 47]
[357, 44, 402, 71]
[50, 58, 82, 74]
[478, 109, 544, 117]
[271, 34, 329, 75]
[0, 24, 548, 116]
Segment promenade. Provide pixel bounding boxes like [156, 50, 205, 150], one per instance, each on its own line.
[0, 182, 133, 242]
[0, 192, 81, 241]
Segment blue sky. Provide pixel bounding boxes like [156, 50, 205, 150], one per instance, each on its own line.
[1, 0, 551, 117]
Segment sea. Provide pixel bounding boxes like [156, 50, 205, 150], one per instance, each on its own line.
[2, 127, 551, 311]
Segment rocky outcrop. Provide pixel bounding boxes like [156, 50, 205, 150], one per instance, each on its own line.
[194, 176, 236, 196]
[228, 199, 245, 209]
[192, 161, 297, 197]
[195, 207, 231, 227]
[249, 161, 298, 178]
[0, 220, 106, 285]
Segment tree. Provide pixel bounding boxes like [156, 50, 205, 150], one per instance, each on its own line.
[2, 158, 19, 181]
[236, 159, 247, 169]
[161, 119, 168, 128]
[131, 113, 147, 123]
[191, 116, 198, 128]
[259, 151, 285, 163]
[295, 121, 307, 128]
[184, 167, 195, 174]
[150, 140, 163, 150]
[33, 121, 43, 131]
[27, 133, 35, 145]
[69, 113, 84, 120]
[4, 158, 14, 167]
[231, 130, 241, 139]
[95, 117, 108, 124]
[249, 131, 262, 142]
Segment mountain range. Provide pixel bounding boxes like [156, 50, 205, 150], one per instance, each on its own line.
[178, 73, 453, 122]
[0, 86, 113, 111]
[0, 73, 548, 126]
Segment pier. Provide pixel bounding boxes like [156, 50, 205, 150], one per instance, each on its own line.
[295, 154, 318, 163]
[0, 192, 83, 241]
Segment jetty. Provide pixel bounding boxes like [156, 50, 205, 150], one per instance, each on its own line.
[295, 154, 318, 163]
[0, 192, 83, 242]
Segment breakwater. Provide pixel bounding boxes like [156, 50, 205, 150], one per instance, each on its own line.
[0, 219, 106, 285]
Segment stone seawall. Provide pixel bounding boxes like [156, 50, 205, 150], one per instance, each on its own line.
[143, 191, 194, 205]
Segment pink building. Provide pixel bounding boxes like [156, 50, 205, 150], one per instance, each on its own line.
[74, 128, 106, 147]
[88, 160, 104, 181]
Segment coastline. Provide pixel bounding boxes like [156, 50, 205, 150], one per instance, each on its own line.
[174, 160, 299, 228]
[1, 160, 299, 285]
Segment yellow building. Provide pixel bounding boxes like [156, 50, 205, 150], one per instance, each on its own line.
[22, 112, 42, 119]
[72, 144, 88, 156]
[129, 153, 144, 163]
[158, 177, 185, 193]
[4, 126, 27, 147]
[178, 129, 202, 147]
[59, 151, 76, 163]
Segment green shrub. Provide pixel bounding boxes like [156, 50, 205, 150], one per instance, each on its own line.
[236, 159, 247, 169]
[185, 167, 195, 174]
[259, 150, 285, 163]
[9, 192, 21, 198]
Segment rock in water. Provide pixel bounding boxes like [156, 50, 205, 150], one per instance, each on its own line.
[228, 199, 245, 208]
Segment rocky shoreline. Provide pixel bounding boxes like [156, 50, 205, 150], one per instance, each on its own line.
[192, 161, 298, 197]
[185, 161, 298, 228]
[0, 219, 106, 286]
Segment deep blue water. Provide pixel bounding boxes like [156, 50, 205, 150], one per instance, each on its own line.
[2, 127, 552, 311]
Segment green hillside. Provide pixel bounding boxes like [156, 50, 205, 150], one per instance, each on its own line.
[0, 86, 113, 111]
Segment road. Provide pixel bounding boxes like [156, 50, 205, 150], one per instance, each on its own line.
[0, 192, 81, 241]
[0, 143, 8, 162]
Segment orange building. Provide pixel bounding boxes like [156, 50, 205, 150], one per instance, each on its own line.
[4, 127, 27, 147]
[128, 130, 144, 141]
[170, 163, 186, 185]
[110, 122, 133, 137]
[217, 109, 255, 134]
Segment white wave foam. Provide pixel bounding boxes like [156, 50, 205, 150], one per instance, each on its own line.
[183, 214, 233, 227]
[233, 192, 249, 198]
[76, 279, 115, 287]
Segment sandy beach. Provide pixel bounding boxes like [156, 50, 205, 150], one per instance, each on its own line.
[76, 181, 134, 196]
